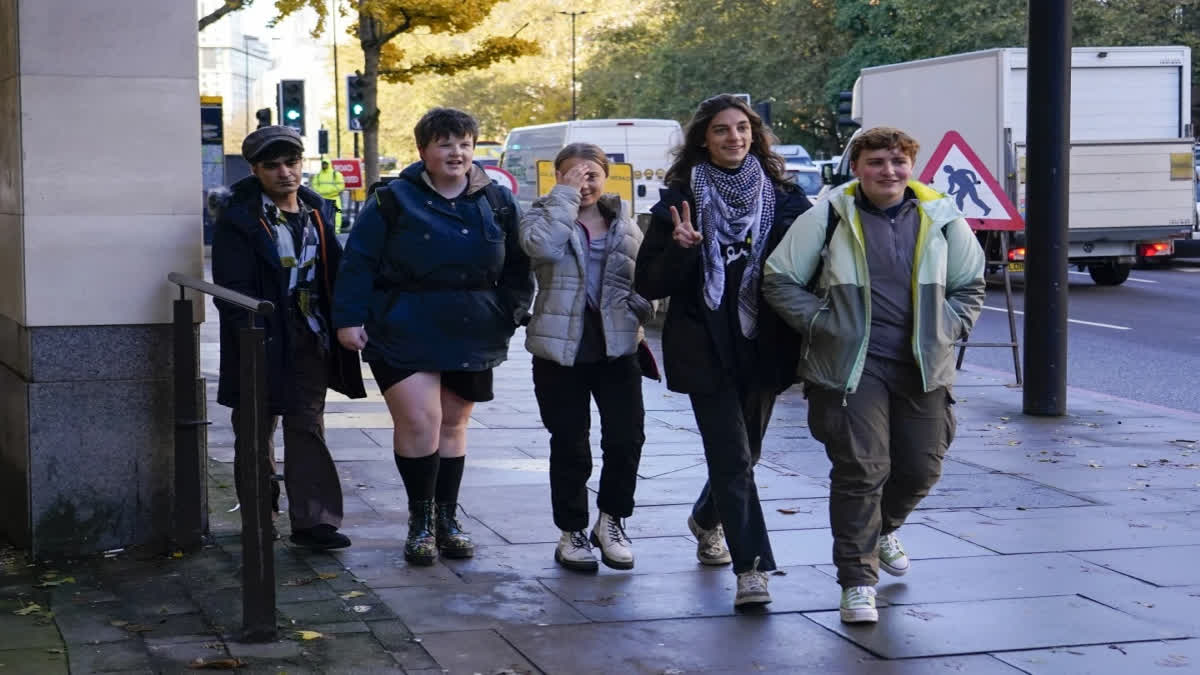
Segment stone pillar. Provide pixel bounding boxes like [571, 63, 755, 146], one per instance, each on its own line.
[0, 1, 204, 557]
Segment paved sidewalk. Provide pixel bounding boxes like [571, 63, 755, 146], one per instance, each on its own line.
[2, 296, 1199, 674]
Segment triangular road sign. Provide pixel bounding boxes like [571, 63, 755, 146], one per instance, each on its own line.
[918, 131, 1024, 231]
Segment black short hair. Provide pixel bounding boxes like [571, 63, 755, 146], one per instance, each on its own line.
[413, 108, 478, 149]
[253, 141, 303, 164]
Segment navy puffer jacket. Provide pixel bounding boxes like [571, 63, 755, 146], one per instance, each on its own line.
[332, 161, 534, 372]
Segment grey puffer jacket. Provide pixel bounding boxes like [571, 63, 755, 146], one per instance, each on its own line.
[519, 185, 654, 366]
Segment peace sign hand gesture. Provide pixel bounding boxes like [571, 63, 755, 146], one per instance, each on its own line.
[670, 201, 702, 248]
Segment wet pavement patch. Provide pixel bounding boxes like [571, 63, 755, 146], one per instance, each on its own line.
[805, 595, 1186, 658]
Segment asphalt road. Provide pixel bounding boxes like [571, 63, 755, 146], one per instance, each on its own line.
[959, 258, 1200, 412]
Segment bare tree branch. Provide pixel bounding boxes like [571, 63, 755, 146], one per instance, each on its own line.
[198, 0, 252, 32]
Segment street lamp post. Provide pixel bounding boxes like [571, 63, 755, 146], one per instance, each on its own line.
[332, 0, 341, 157]
[558, 10, 588, 120]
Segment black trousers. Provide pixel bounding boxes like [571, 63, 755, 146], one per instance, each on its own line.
[807, 356, 956, 587]
[532, 355, 645, 532]
[689, 373, 777, 574]
[232, 318, 343, 531]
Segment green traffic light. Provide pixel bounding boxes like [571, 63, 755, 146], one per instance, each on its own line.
[286, 109, 301, 121]
[352, 103, 364, 115]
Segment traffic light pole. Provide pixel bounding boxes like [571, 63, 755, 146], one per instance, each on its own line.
[1022, 0, 1072, 416]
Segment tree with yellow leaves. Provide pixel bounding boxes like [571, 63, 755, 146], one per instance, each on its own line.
[273, 0, 538, 186]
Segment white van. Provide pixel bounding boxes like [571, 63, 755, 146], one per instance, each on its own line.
[499, 119, 683, 221]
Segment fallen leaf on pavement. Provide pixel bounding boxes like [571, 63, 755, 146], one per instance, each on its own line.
[45, 649, 63, 655]
[109, 620, 129, 627]
[350, 605, 371, 613]
[123, 624, 154, 633]
[1087, 461, 1103, 468]
[36, 576, 75, 588]
[187, 657, 246, 669]
[294, 630, 324, 641]
[339, 591, 365, 600]
[1131, 463, 1148, 468]
[13, 604, 41, 616]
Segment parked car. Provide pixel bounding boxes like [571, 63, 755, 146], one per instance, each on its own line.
[787, 164, 822, 200]
[774, 144, 813, 166]
[475, 141, 503, 167]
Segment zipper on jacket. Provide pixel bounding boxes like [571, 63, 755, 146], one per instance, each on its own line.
[802, 300, 828, 361]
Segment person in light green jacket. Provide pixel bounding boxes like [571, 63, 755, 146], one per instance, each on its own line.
[762, 126, 985, 625]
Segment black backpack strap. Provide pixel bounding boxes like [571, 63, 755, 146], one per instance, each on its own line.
[806, 204, 840, 291]
[482, 183, 515, 230]
[375, 187, 399, 232]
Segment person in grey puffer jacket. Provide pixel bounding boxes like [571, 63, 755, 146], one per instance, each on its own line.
[520, 143, 654, 573]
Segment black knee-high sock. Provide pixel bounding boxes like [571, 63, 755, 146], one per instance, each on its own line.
[435, 455, 465, 505]
[394, 452, 439, 504]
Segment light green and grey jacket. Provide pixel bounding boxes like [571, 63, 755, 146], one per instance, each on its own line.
[519, 185, 654, 366]
[762, 179, 986, 394]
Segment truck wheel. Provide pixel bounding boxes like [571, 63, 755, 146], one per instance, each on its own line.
[1088, 262, 1131, 286]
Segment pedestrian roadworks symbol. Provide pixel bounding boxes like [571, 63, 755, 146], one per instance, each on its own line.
[918, 130, 1024, 232]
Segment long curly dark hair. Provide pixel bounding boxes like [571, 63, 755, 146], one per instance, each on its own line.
[664, 94, 789, 189]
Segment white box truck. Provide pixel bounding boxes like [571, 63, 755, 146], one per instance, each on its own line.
[499, 119, 683, 225]
[827, 46, 1196, 285]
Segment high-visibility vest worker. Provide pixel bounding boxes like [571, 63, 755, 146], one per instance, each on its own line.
[311, 160, 347, 231]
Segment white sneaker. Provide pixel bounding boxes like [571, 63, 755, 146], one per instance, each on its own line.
[687, 514, 732, 566]
[734, 556, 771, 608]
[555, 530, 598, 572]
[878, 532, 910, 577]
[590, 512, 634, 570]
[840, 586, 878, 623]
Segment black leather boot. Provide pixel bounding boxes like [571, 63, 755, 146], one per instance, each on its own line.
[435, 502, 475, 559]
[404, 499, 437, 565]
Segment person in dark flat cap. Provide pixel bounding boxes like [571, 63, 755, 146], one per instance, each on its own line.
[209, 125, 366, 550]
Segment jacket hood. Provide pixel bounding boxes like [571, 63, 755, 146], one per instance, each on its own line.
[400, 161, 493, 196]
[207, 176, 326, 223]
[829, 179, 962, 227]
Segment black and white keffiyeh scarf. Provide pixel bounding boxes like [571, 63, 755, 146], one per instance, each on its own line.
[692, 155, 776, 338]
[262, 194, 327, 346]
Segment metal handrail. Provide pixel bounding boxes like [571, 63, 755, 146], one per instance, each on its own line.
[168, 272, 277, 642]
[167, 272, 274, 315]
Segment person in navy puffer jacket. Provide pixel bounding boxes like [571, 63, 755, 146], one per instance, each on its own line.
[333, 108, 533, 565]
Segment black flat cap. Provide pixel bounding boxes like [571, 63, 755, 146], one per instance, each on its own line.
[242, 125, 304, 162]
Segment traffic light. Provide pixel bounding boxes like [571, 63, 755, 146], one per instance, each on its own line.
[277, 79, 306, 134]
[318, 128, 329, 155]
[346, 75, 366, 131]
[254, 108, 271, 129]
[836, 90, 859, 130]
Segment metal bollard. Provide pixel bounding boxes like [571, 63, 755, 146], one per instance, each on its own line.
[236, 315, 276, 642]
[172, 293, 206, 552]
